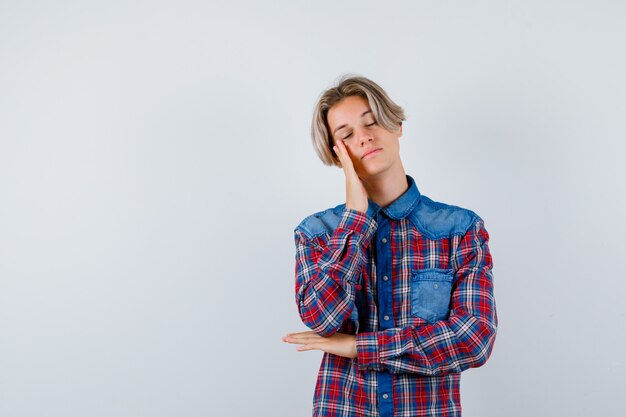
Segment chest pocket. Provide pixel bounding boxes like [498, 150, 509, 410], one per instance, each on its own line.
[410, 268, 453, 323]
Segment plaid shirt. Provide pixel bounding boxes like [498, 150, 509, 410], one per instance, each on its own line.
[293, 175, 497, 417]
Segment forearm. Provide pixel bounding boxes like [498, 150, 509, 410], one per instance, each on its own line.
[295, 208, 376, 336]
[355, 307, 497, 375]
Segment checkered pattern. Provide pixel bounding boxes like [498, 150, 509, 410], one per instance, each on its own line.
[294, 191, 497, 417]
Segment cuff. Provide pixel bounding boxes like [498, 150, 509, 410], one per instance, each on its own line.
[355, 332, 383, 371]
[337, 208, 377, 248]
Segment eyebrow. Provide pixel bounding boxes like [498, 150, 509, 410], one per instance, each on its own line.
[332, 110, 373, 136]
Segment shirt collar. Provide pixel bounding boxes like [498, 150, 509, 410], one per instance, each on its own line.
[366, 174, 421, 220]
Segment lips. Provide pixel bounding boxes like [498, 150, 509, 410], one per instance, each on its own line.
[362, 148, 382, 159]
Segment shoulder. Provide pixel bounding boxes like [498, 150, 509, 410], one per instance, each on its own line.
[409, 194, 482, 240]
[294, 203, 346, 239]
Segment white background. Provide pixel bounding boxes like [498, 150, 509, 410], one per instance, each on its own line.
[1, 1, 625, 416]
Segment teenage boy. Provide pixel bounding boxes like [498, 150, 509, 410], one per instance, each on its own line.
[282, 75, 497, 417]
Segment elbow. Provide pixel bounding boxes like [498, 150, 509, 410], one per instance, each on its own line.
[297, 302, 342, 337]
[467, 320, 497, 369]
[295, 281, 355, 337]
[313, 324, 340, 338]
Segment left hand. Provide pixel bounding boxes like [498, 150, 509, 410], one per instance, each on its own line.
[282, 331, 357, 359]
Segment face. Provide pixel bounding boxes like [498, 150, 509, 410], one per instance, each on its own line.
[327, 95, 403, 179]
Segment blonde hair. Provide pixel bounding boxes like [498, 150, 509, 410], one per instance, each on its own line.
[311, 75, 406, 167]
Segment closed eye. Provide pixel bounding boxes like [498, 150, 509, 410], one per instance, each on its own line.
[341, 121, 377, 140]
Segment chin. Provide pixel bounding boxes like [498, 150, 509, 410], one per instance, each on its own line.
[358, 168, 386, 181]
[361, 161, 389, 175]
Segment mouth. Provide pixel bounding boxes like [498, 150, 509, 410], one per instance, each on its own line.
[362, 148, 382, 159]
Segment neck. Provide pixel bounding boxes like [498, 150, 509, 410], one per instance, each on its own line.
[361, 163, 409, 208]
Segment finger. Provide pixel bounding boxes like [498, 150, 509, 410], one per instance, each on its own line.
[284, 331, 317, 338]
[296, 342, 324, 352]
[333, 144, 345, 168]
[283, 333, 324, 345]
[335, 140, 349, 162]
[334, 141, 355, 172]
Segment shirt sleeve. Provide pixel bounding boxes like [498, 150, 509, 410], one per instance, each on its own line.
[354, 217, 497, 375]
[294, 208, 377, 337]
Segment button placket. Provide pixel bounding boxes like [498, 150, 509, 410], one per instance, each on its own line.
[375, 216, 394, 417]
[379, 230, 393, 328]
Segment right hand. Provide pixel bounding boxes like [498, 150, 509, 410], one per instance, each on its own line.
[333, 140, 369, 213]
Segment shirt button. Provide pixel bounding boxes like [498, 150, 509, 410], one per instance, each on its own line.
[384, 315, 390, 321]
[382, 275, 389, 281]
[381, 238, 387, 244]
[434, 283, 439, 289]
[382, 394, 389, 399]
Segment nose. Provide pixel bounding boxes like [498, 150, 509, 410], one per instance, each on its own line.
[355, 127, 373, 146]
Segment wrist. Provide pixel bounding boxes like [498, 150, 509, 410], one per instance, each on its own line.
[345, 204, 368, 214]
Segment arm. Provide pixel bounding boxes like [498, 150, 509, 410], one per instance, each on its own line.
[294, 208, 377, 337]
[355, 218, 497, 375]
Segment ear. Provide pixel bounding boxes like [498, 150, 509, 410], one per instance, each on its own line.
[398, 123, 403, 138]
